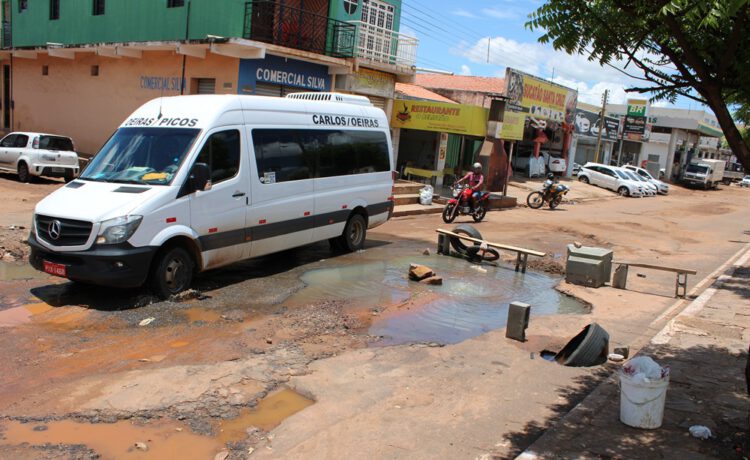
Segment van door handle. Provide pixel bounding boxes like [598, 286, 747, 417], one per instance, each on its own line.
[232, 191, 246, 198]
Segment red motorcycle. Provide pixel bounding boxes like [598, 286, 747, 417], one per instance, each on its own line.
[442, 183, 490, 223]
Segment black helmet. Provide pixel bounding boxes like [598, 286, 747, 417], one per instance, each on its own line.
[547, 173, 555, 180]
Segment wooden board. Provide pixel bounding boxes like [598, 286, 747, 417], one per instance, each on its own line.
[436, 229, 546, 257]
[613, 261, 697, 275]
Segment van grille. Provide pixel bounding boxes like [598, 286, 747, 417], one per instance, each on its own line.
[36, 214, 92, 247]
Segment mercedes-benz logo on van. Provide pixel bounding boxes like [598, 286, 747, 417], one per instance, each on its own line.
[48, 220, 62, 240]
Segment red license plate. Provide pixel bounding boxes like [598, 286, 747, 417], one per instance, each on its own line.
[43, 260, 67, 277]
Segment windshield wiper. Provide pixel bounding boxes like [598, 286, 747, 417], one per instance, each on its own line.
[109, 179, 145, 185]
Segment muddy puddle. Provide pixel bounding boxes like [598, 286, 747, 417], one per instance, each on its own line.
[288, 255, 589, 346]
[218, 388, 314, 443]
[0, 419, 222, 459]
[1, 388, 313, 458]
[0, 261, 46, 281]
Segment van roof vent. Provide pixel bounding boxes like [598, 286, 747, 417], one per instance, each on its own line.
[285, 92, 373, 106]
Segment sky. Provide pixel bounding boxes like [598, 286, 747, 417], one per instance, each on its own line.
[400, 0, 704, 111]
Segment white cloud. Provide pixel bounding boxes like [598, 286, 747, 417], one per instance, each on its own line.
[460, 65, 472, 76]
[452, 35, 688, 106]
[452, 9, 477, 18]
[481, 7, 520, 20]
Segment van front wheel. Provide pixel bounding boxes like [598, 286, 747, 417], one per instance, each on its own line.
[150, 246, 193, 299]
[338, 214, 366, 252]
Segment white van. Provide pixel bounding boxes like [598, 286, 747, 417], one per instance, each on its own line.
[28, 93, 395, 298]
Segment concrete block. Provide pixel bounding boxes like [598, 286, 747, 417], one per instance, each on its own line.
[506, 301, 531, 342]
[566, 256, 606, 288]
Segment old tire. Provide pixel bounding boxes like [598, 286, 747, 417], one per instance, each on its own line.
[442, 203, 457, 223]
[448, 223, 483, 255]
[618, 186, 629, 197]
[472, 205, 487, 222]
[527, 192, 544, 209]
[338, 213, 366, 252]
[17, 162, 30, 183]
[150, 246, 194, 299]
[549, 195, 562, 209]
[578, 176, 589, 184]
[555, 323, 610, 367]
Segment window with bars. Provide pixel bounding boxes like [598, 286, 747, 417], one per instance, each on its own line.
[93, 0, 105, 16]
[50, 0, 60, 20]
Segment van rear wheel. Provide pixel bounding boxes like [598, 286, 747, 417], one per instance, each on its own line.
[150, 246, 193, 299]
[337, 213, 366, 252]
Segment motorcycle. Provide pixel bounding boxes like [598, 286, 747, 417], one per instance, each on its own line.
[442, 183, 490, 223]
[527, 180, 570, 209]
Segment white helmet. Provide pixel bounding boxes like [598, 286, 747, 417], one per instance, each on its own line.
[473, 162, 482, 172]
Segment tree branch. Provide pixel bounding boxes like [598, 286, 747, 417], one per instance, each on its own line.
[718, 6, 747, 79]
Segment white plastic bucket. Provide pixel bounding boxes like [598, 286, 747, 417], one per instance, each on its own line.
[619, 372, 669, 429]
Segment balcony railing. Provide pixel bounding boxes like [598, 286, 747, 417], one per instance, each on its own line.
[347, 21, 418, 69]
[243, 1, 355, 58]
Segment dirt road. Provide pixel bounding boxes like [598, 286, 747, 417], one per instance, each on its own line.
[1, 176, 749, 459]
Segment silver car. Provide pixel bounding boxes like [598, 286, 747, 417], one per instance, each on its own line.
[624, 165, 669, 194]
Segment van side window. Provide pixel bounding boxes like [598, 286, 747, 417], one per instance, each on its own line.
[195, 130, 240, 184]
[252, 129, 389, 182]
[253, 131, 312, 183]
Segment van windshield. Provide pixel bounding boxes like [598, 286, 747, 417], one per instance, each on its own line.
[686, 164, 708, 174]
[80, 128, 200, 185]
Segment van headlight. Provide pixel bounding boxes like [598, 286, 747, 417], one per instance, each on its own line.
[96, 215, 143, 245]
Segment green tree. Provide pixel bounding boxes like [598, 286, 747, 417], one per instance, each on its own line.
[527, 0, 750, 172]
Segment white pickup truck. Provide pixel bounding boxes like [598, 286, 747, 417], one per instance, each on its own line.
[681, 159, 725, 189]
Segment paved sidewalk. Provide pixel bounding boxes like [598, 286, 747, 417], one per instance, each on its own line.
[517, 250, 750, 459]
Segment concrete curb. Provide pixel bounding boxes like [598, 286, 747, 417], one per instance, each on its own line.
[514, 243, 750, 460]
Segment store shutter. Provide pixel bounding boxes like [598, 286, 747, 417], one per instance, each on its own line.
[254, 82, 283, 97]
[196, 78, 216, 94]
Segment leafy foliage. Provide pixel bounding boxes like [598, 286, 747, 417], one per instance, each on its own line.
[526, 0, 750, 170]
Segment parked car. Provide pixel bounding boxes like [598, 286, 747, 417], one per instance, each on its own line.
[623, 164, 669, 194]
[577, 162, 643, 197]
[0, 132, 79, 182]
[572, 162, 582, 176]
[621, 168, 657, 196]
[512, 149, 565, 177]
[740, 175, 750, 187]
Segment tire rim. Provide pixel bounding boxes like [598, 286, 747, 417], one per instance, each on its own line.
[165, 257, 188, 292]
[349, 219, 364, 246]
[532, 195, 543, 207]
[619, 188, 628, 196]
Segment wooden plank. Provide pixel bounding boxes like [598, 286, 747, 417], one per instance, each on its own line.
[436, 229, 546, 257]
[613, 261, 697, 275]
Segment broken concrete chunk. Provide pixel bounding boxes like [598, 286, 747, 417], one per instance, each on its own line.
[134, 442, 148, 451]
[420, 276, 443, 285]
[409, 264, 435, 281]
[614, 346, 630, 359]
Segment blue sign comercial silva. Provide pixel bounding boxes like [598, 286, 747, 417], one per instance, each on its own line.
[238, 55, 331, 94]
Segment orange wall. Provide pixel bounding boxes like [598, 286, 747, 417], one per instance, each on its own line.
[11, 51, 239, 155]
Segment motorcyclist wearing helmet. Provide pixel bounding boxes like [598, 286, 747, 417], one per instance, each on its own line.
[456, 162, 485, 210]
[543, 173, 558, 198]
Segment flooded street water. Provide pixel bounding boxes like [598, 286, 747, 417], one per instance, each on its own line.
[287, 254, 588, 345]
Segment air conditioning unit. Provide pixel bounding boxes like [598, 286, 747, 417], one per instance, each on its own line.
[286, 92, 373, 106]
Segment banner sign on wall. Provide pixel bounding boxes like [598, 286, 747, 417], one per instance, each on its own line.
[624, 115, 646, 140]
[238, 55, 331, 94]
[390, 99, 489, 137]
[504, 67, 578, 125]
[574, 108, 619, 141]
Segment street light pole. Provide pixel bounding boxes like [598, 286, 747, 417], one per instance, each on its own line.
[594, 89, 609, 163]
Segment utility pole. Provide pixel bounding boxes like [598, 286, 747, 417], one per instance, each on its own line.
[594, 89, 609, 163]
[486, 37, 491, 64]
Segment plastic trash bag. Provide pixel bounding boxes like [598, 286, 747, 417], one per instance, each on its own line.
[622, 356, 670, 383]
[419, 185, 433, 205]
[689, 425, 712, 440]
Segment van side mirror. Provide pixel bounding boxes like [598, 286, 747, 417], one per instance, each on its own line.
[189, 163, 211, 193]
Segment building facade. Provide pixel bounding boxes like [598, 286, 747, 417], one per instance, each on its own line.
[1, 0, 417, 155]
